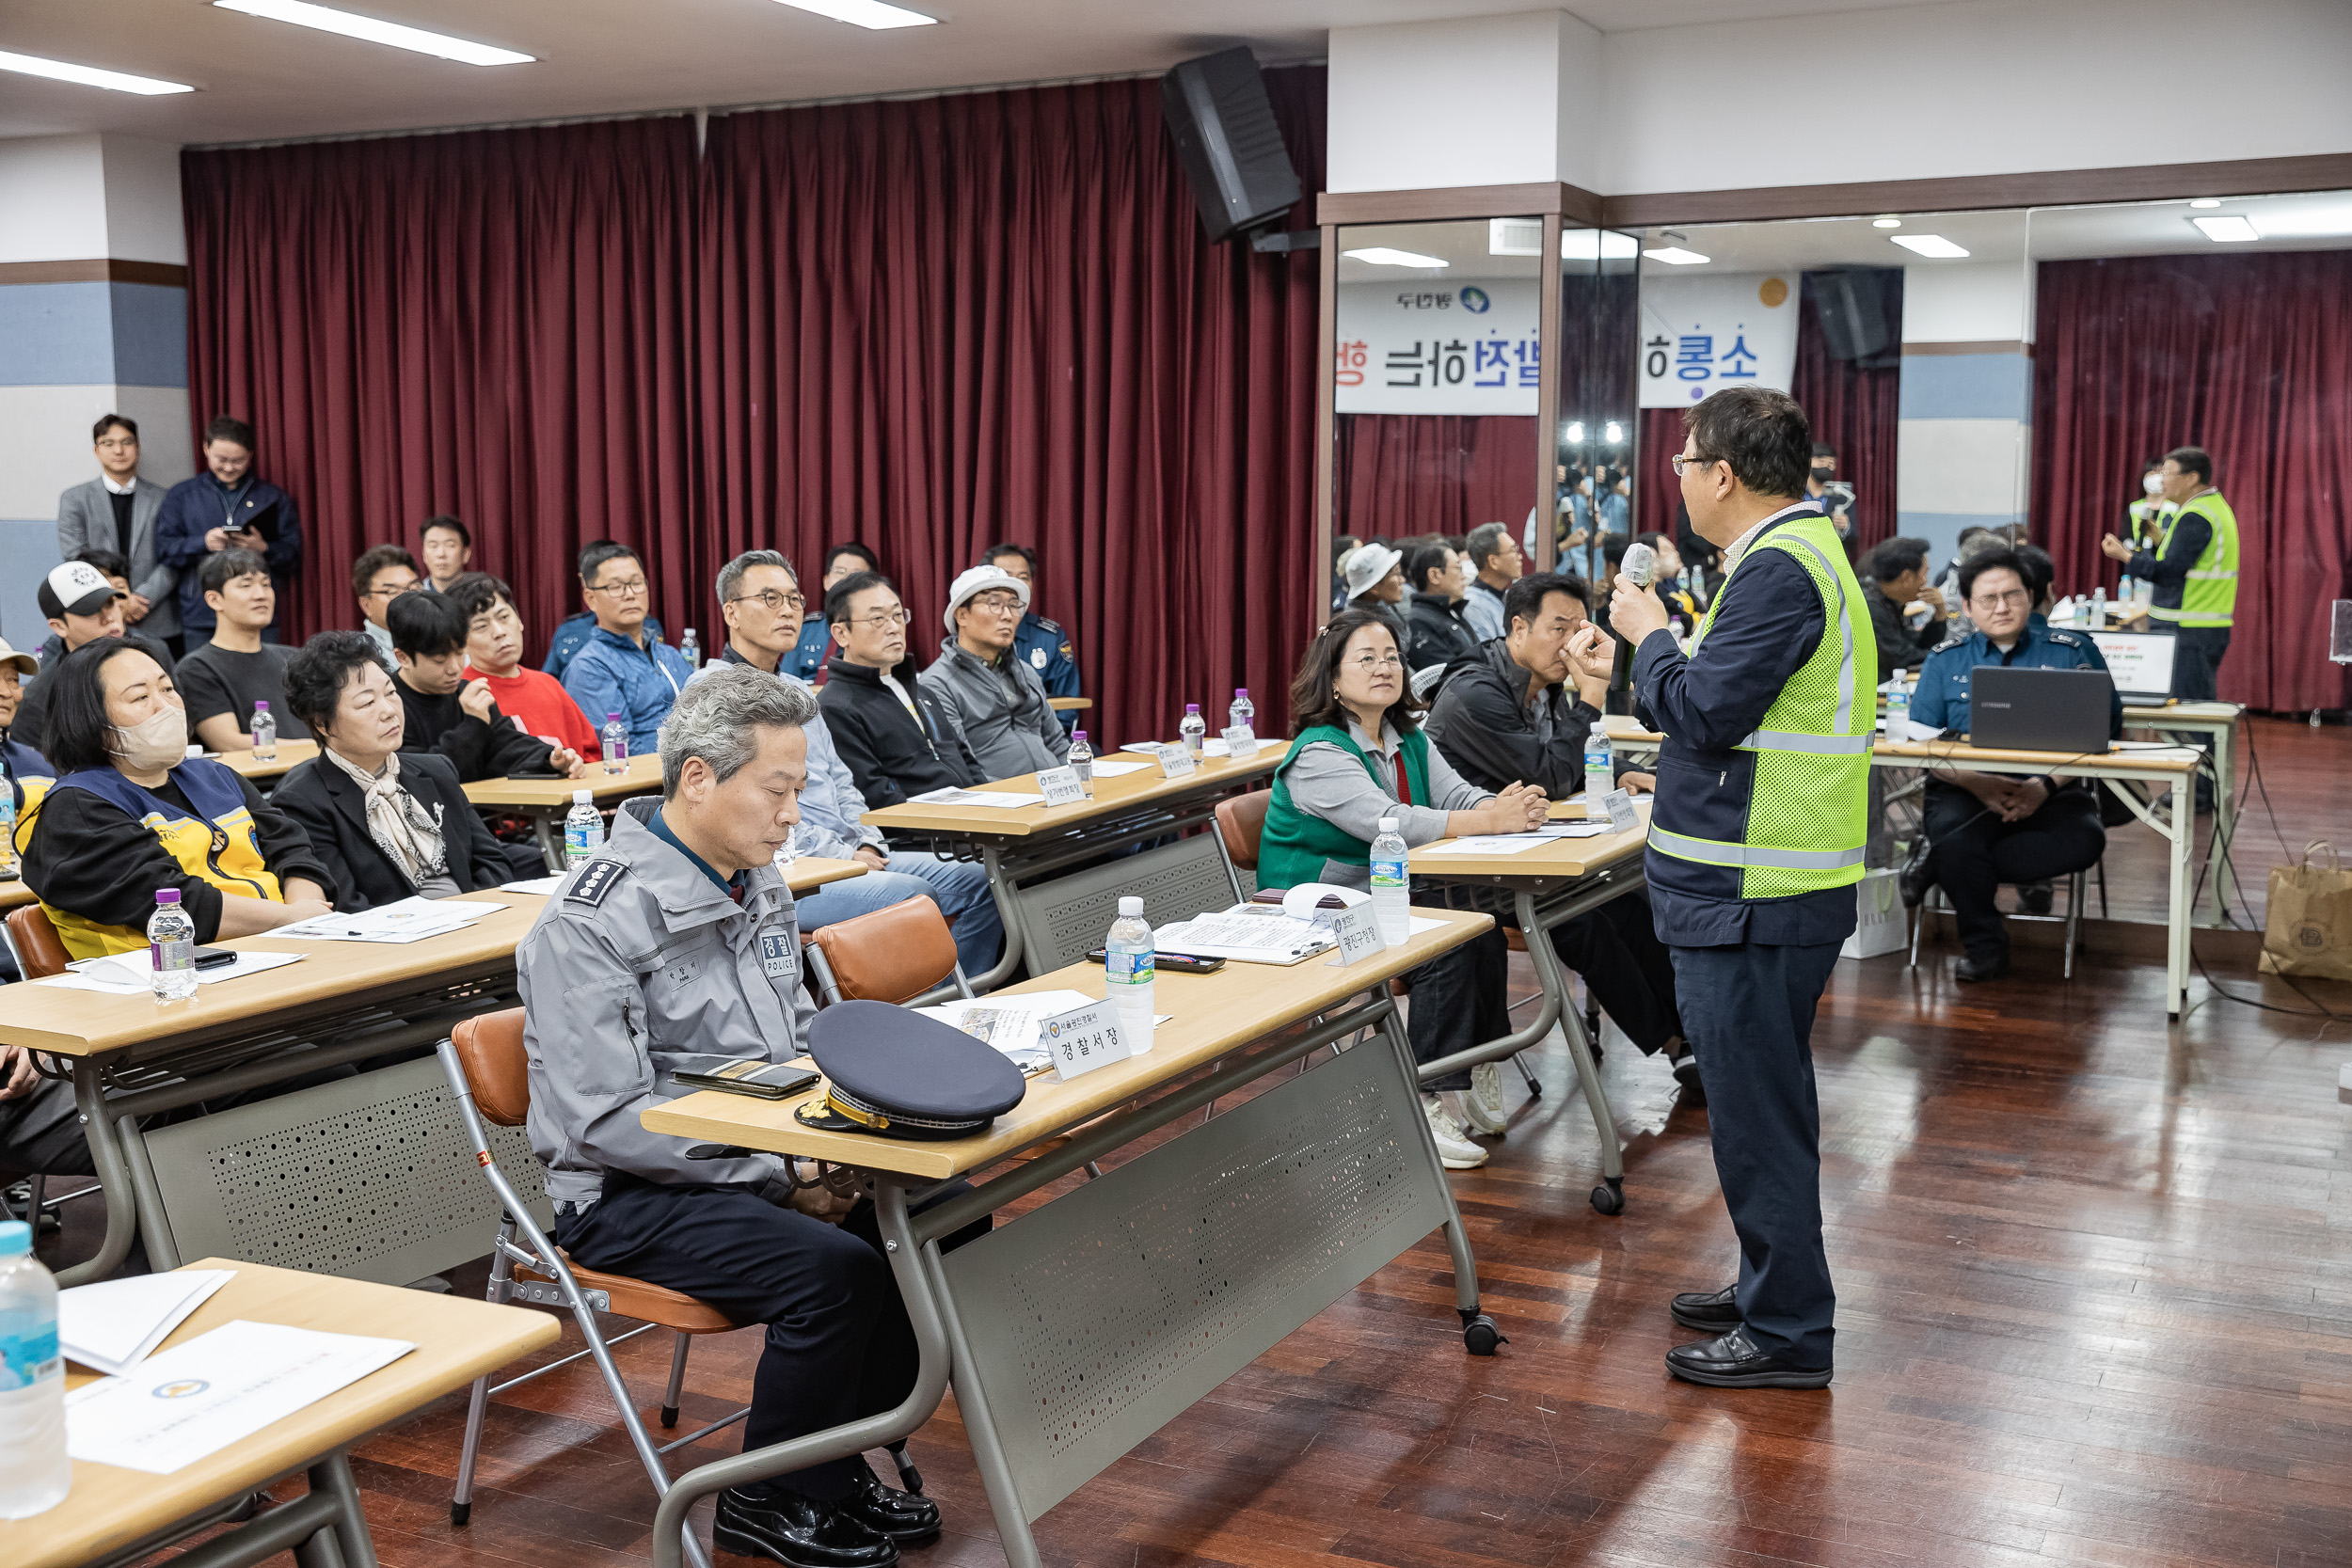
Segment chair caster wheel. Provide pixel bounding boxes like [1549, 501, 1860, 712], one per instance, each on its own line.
[1590, 1180, 1625, 1215]
[451, 1501, 471, 1528]
[1459, 1308, 1507, 1356]
[660, 1403, 679, 1428]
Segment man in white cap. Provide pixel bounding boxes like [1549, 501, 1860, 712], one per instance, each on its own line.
[12, 560, 173, 754]
[918, 563, 1071, 781]
[1341, 542, 1409, 650]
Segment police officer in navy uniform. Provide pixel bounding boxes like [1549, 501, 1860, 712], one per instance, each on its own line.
[982, 543, 1081, 730]
[517, 665, 946, 1568]
[1904, 546, 2119, 983]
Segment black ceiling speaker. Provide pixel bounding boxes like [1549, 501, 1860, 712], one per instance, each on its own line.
[1160, 47, 1304, 246]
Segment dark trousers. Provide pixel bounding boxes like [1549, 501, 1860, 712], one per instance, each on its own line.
[1545, 895, 1684, 1054]
[1924, 784, 2106, 962]
[2169, 625, 2232, 701]
[1402, 927, 1510, 1092]
[556, 1174, 987, 1499]
[1670, 939, 1840, 1370]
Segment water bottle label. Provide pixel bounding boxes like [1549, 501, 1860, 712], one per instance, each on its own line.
[1370, 857, 1406, 890]
[0, 1325, 58, 1389]
[152, 936, 193, 972]
[1105, 950, 1154, 987]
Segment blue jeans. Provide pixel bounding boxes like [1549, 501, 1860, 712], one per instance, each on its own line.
[793, 852, 1004, 979]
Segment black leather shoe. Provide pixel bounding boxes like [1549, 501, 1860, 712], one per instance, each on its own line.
[1899, 836, 1935, 908]
[838, 1469, 940, 1544]
[2021, 880, 2054, 915]
[714, 1486, 899, 1568]
[1669, 1283, 1740, 1332]
[1667, 1042, 1707, 1107]
[1665, 1327, 1832, 1389]
[1954, 952, 2010, 983]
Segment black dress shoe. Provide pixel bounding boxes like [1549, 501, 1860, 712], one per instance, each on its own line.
[1954, 952, 2010, 982]
[1899, 837, 1935, 908]
[1668, 1283, 1740, 1332]
[1667, 1044, 1707, 1107]
[838, 1469, 940, 1544]
[1664, 1327, 1832, 1389]
[714, 1486, 899, 1568]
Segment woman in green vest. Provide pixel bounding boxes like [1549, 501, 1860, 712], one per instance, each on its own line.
[1259, 609, 1548, 1171]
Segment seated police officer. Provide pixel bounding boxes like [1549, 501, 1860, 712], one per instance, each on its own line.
[517, 665, 944, 1568]
[1904, 548, 2119, 982]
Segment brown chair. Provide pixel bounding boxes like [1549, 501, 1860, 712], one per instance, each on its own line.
[438, 1009, 750, 1565]
[1213, 789, 1270, 873]
[805, 895, 971, 1006]
[7, 904, 72, 980]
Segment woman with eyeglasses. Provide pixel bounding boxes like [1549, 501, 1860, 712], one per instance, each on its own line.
[1258, 609, 1548, 1170]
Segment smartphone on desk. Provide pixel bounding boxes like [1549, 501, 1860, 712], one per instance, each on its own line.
[192, 946, 240, 971]
[1084, 948, 1225, 974]
[673, 1060, 822, 1100]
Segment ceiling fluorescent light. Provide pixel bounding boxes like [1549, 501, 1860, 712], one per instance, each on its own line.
[2241, 206, 2352, 238]
[1642, 246, 1709, 265]
[212, 0, 532, 65]
[1563, 230, 1641, 261]
[1343, 247, 1447, 269]
[0, 48, 194, 93]
[769, 0, 938, 26]
[1890, 233, 1969, 258]
[1872, 216, 1902, 229]
[2190, 214, 2260, 243]
[2188, 198, 2221, 209]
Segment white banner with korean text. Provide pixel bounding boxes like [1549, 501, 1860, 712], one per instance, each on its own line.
[1335, 279, 1540, 416]
[1637, 273, 1798, 409]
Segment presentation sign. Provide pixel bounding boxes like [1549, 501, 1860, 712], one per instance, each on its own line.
[1638, 273, 1798, 408]
[1335, 279, 1541, 416]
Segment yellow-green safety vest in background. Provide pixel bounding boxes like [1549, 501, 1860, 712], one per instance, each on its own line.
[1645, 510, 1879, 901]
[2126, 497, 2173, 551]
[2148, 490, 2238, 629]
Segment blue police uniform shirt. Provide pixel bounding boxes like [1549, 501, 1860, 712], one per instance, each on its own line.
[1010, 610, 1079, 727]
[1909, 621, 2123, 740]
[787, 619, 834, 683]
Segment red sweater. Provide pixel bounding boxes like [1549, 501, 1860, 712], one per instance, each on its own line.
[465, 665, 602, 760]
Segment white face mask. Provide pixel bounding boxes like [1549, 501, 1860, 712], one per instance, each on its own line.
[2143, 473, 2165, 496]
[109, 705, 188, 772]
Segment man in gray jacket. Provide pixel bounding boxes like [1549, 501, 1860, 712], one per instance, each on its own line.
[56, 413, 178, 647]
[517, 665, 940, 1568]
[917, 563, 1070, 781]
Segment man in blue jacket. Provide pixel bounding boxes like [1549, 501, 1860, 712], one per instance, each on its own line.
[155, 416, 303, 642]
[561, 542, 692, 757]
[1904, 546, 2118, 982]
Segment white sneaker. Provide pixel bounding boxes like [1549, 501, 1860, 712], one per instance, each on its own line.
[1422, 1094, 1488, 1169]
[1463, 1061, 1510, 1135]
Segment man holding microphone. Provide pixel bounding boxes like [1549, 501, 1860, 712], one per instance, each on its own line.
[1567, 387, 1874, 1390]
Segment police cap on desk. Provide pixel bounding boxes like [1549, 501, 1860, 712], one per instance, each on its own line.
[793, 1000, 1027, 1140]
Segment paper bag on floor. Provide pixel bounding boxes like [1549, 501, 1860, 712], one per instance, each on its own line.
[2259, 841, 2352, 980]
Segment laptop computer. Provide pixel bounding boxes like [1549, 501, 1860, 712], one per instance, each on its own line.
[1967, 665, 2115, 755]
[2086, 630, 2178, 704]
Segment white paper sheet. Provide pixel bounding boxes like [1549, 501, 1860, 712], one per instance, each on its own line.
[918, 991, 1170, 1072]
[1086, 759, 1154, 778]
[44, 949, 306, 994]
[1406, 916, 1449, 936]
[499, 875, 566, 895]
[66, 1319, 415, 1475]
[907, 787, 1047, 810]
[1420, 835, 1549, 856]
[1154, 908, 1333, 964]
[60, 1270, 235, 1376]
[272, 896, 502, 943]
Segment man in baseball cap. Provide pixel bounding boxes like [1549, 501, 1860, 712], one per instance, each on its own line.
[916, 563, 1070, 781]
[16, 558, 171, 754]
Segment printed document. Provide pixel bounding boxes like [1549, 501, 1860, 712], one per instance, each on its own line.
[60, 1270, 234, 1375]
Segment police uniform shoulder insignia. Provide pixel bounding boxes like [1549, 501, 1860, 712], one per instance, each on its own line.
[2045, 629, 2083, 647]
[566, 857, 628, 907]
[1931, 632, 1970, 654]
[1032, 616, 1063, 635]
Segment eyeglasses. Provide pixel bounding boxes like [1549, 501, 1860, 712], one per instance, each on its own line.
[1970, 589, 2032, 610]
[848, 607, 912, 628]
[728, 590, 805, 614]
[589, 577, 649, 597]
[1670, 453, 1722, 478]
[1345, 654, 1406, 673]
[968, 594, 1022, 613]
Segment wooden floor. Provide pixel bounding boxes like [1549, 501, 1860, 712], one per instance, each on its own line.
[85, 718, 2352, 1568]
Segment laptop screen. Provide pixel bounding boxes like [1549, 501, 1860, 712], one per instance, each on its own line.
[2087, 631, 2176, 703]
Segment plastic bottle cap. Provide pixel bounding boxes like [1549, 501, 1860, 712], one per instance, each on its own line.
[1379, 816, 1398, 832]
[1235, 689, 1248, 698]
[155, 888, 182, 905]
[1118, 895, 1144, 916]
[573, 788, 593, 805]
[1072, 730, 1087, 742]
[255, 701, 269, 710]
[1185, 704, 1200, 714]
[606, 713, 622, 721]
[0, 1219, 29, 1257]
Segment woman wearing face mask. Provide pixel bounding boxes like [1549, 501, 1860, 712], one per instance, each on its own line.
[19, 638, 332, 959]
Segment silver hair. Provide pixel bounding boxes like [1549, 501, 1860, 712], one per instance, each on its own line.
[1466, 521, 1512, 569]
[658, 663, 818, 799]
[715, 548, 794, 609]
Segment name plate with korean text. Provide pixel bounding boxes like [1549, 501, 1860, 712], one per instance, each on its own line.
[1157, 745, 1198, 780]
[1601, 788, 1641, 834]
[1041, 997, 1137, 1082]
[1219, 724, 1259, 760]
[1326, 905, 1384, 967]
[1037, 767, 1087, 809]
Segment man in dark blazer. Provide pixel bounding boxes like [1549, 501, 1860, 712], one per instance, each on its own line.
[275, 630, 543, 910]
[56, 413, 178, 650]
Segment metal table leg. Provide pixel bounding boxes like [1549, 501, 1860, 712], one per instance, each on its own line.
[2166, 776, 2192, 1017]
[2203, 718, 2237, 927]
[56, 1056, 139, 1287]
[1513, 889, 1625, 1210]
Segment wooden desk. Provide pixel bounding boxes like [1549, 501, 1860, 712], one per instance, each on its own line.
[862, 751, 1278, 990]
[1045, 697, 1090, 712]
[1407, 800, 1652, 1213]
[641, 909, 1497, 1568]
[215, 738, 319, 786]
[466, 752, 666, 870]
[5, 1258, 558, 1568]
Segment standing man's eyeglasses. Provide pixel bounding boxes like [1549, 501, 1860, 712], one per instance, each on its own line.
[1670, 453, 1722, 478]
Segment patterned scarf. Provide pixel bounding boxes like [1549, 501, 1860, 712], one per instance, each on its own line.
[326, 747, 448, 884]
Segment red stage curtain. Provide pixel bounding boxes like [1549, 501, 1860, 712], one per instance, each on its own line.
[697, 70, 1326, 743]
[1332, 415, 1536, 542]
[1633, 407, 1683, 541]
[183, 119, 702, 661]
[1791, 270, 1902, 552]
[2031, 252, 2352, 713]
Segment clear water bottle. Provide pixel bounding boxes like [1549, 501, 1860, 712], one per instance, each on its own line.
[1228, 688, 1254, 733]
[2090, 585, 2106, 626]
[564, 788, 602, 870]
[149, 888, 197, 1001]
[1067, 730, 1095, 798]
[250, 700, 277, 760]
[679, 628, 700, 669]
[1886, 682, 1910, 737]
[600, 713, 628, 775]
[1179, 704, 1206, 758]
[1105, 895, 1154, 1052]
[1369, 816, 1410, 946]
[2077, 593, 2094, 628]
[1582, 727, 1613, 800]
[0, 1221, 70, 1520]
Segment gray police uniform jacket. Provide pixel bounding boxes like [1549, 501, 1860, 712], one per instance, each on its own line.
[917, 636, 1070, 781]
[516, 797, 814, 1209]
